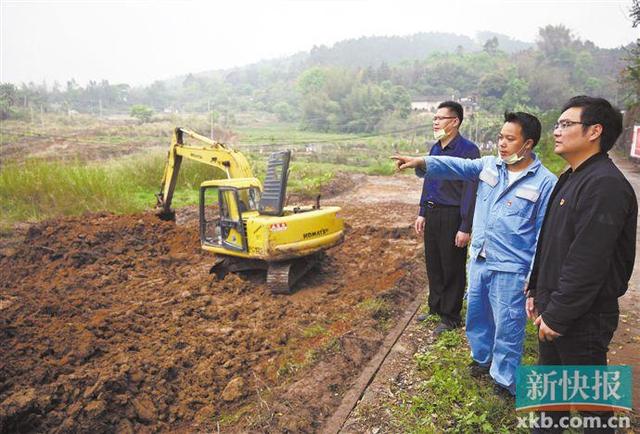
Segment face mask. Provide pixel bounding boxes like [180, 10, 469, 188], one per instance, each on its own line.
[433, 128, 447, 141]
[499, 143, 528, 165]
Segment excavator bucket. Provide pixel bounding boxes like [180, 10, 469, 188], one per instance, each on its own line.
[155, 195, 176, 221]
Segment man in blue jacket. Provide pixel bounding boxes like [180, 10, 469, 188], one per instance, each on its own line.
[416, 101, 479, 336]
[393, 112, 557, 396]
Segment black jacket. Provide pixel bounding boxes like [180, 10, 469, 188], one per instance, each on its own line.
[529, 153, 637, 335]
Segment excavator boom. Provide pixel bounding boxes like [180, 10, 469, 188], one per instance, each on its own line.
[156, 127, 257, 218]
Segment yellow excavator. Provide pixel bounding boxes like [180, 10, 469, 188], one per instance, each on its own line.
[156, 127, 344, 294]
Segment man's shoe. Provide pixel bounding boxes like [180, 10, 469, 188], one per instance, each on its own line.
[416, 313, 428, 322]
[468, 360, 490, 378]
[492, 383, 514, 400]
[433, 322, 452, 337]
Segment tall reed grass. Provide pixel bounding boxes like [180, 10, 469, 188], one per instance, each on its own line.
[0, 152, 223, 226]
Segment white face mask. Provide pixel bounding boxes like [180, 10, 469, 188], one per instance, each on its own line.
[433, 128, 447, 141]
[499, 143, 528, 165]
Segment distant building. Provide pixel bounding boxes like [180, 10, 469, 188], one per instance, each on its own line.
[411, 96, 478, 116]
[458, 97, 478, 117]
[411, 96, 450, 113]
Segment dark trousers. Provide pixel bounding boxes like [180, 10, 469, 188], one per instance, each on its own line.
[424, 206, 467, 326]
[533, 312, 619, 434]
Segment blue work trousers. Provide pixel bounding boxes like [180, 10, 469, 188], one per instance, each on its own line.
[466, 257, 527, 394]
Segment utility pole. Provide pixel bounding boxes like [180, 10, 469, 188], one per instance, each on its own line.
[40, 104, 45, 128]
[475, 113, 480, 144]
[208, 100, 213, 140]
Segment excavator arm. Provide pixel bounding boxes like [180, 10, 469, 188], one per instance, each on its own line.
[156, 127, 258, 218]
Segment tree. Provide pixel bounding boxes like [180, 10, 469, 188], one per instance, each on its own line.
[621, 0, 640, 104]
[273, 101, 296, 122]
[130, 104, 153, 123]
[483, 37, 499, 54]
[297, 68, 327, 95]
[0, 83, 18, 119]
[536, 25, 574, 65]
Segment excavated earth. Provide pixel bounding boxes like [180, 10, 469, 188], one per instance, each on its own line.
[0, 176, 425, 433]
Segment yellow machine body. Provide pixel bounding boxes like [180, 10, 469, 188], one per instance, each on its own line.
[156, 128, 344, 292]
[198, 179, 343, 261]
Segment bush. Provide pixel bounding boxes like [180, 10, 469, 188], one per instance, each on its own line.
[130, 105, 154, 123]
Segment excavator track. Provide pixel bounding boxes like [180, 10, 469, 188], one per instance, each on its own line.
[267, 254, 322, 294]
[210, 253, 323, 294]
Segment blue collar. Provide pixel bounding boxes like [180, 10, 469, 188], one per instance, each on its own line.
[437, 133, 461, 151]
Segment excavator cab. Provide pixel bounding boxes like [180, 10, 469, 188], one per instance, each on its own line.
[199, 179, 261, 253]
[199, 151, 291, 253]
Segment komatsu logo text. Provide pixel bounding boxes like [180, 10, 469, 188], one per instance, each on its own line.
[303, 228, 329, 239]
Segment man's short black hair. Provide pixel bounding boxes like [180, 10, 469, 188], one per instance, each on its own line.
[504, 111, 541, 148]
[438, 101, 463, 124]
[561, 96, 623, 153]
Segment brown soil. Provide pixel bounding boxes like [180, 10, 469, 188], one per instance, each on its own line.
[0, 175, 426, 433]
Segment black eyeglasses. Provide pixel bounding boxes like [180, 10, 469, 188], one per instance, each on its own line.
[553, 120, 593, 130]
[433, 116, 456, 122]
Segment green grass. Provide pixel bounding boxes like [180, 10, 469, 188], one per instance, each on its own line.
[0, 152, 223, 227]
[358, 297, 392, 320]
[389, 311, 569, 433]
[0, 114, 565, 229]
[301, 323, 327, 338]
[391, 324, 534, 433]
[0, 149, 389, 228]
[236, 123, 358, 145]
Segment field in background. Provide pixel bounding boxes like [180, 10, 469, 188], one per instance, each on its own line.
[0, 112, 416, 228]
[0, 111, 567, 229]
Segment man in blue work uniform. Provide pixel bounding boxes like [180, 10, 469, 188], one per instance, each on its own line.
[393, 112, 557, 396]
[415, 101, 479, 336]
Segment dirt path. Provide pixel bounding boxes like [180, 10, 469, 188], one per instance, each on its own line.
[609, 156, 640, 412]
[340, 157, 640, 432]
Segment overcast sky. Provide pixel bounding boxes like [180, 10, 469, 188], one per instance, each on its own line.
[1, 0, 638, 87]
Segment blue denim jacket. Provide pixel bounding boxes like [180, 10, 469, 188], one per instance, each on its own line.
[417, 154, 557, 274]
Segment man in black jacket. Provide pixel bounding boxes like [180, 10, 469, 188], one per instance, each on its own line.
[527, 96, 637, 433]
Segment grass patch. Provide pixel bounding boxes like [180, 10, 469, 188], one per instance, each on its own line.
[0, 153, 222, 228]
[391, 325, 537, 433]
[0, 152, 365, 227]
[215, 402, 257, 428]
[304, 337, 341, 364]
[0, 147, 392, 227]
[276, 335, 341, 379]
[301, 323, 327, 339]
[358, 297, 392, 321]
[366, 159, 397, 175]
[358, 297, 394, 331]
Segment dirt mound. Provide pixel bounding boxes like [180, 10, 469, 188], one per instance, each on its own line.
[0, 204, 424, 433]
